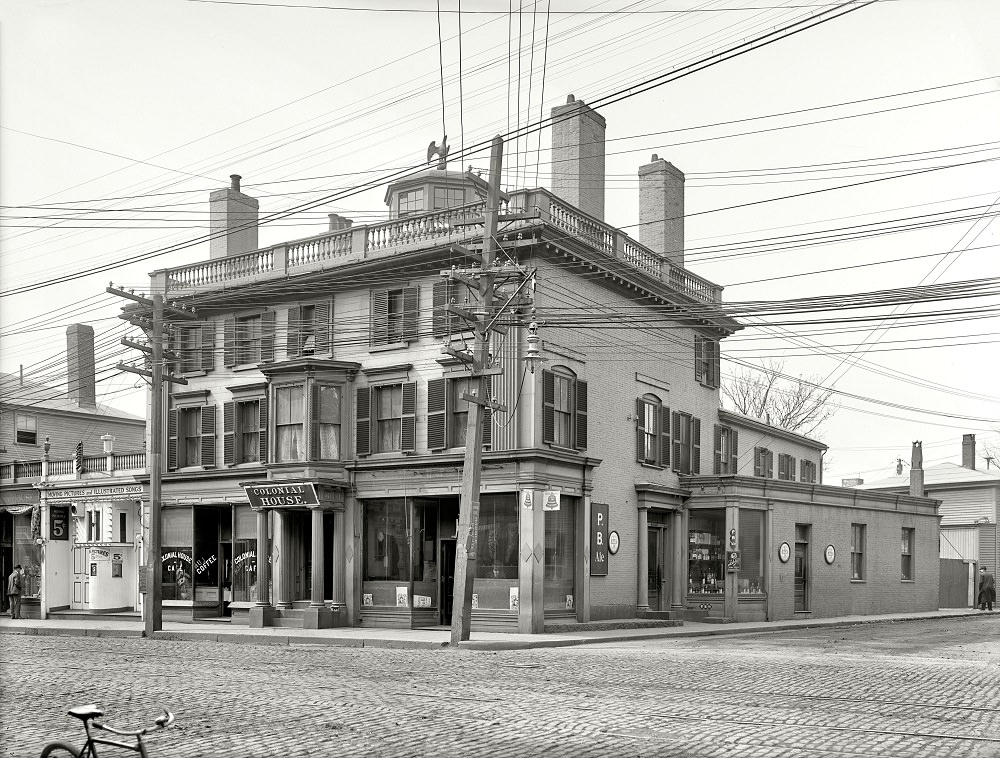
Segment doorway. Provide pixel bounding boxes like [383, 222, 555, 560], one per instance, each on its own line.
[440, 539, 456, 625]
[794, 523, 810, 612]
[71, 545, 89, 609]
[647, 525, 669, 611]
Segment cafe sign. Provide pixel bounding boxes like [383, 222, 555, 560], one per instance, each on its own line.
[242, 482, 319, 509]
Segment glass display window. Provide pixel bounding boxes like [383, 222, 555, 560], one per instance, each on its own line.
[232, 506, 259, 603]
[363, 499, 411, 606]
[162, 508, 193, 601]
[738, 510, 764, 595]
[544, 499, 576, 611]
[13, 512, 41, 597]
[688, 511, 725, 595]
[473, 494, 519, 610]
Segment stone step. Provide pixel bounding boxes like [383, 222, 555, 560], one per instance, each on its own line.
[271, 617, 304, 628]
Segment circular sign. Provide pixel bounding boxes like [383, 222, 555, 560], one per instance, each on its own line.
[825, 544, 836, 565]
[779, 541, 791, 563]
[608, 531, 620, 555]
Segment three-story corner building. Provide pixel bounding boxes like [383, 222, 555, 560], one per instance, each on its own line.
[143, 96, 941, 632]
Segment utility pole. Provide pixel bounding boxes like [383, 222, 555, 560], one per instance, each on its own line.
[109, 283, 192, 636]
[448, 135, 514, 646]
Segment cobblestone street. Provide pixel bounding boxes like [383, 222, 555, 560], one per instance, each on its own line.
[3, 615, 999, 758]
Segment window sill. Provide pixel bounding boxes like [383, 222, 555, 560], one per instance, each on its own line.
[229, 363, 263, 373]
[850, 579, 866, 584]
[369, 341, 410, 354]
[639, 462, 664, 471]
[178, 370, 208, 378]
[901, 579, 915, 583]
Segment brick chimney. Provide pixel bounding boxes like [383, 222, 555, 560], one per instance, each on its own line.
[638, 153, 685, 269]
[328, 213, 353, 232]
[962, 433, 976, 469]
[550, 95, 606, 221]
[66, 323, 96, 409]
[909, 440, 924, 497]
[210, 174, 259, 259]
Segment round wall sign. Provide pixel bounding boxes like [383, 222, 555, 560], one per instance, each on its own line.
[778, 541, 791, 563]
[825, 544, 836, 564]
[608, 531, 620, 555]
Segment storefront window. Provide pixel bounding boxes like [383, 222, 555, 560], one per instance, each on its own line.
[544, 501, 576, 611]
[473, 494, 518, 611]
[162, 508, 193, 601]
[411, 502, 438, 609]
[363, 499, 410, 606]
[13, 512, 41, 597]
[232, 507, 258, 602]
[738, 510, 764, 595]
[193, 508, 220, 602]
[688, 511, 724, 594]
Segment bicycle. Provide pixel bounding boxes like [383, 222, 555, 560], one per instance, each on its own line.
[40, 705, 175, 757]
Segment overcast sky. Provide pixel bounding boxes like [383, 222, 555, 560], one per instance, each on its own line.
[2, 0, 998, 482]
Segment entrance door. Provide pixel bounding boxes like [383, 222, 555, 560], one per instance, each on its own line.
[647, 527, 669, 611]
[440, 539, 456, 625]
[71, 545, 90, 609]
[794, 524, 810, 612]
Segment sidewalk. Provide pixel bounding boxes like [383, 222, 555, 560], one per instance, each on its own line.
[0, 608, 985, 651]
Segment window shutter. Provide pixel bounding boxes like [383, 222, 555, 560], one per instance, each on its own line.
[258, 396, 268, 463]
[260, 311, 276, 362]
[789, 456, 797, 481]
[427, 378, 448, 450]
[636, 398, 646, 463]
[201, 405, 216, 468]
[730, 429, 739, 474]
[167, 408, 178, 471]
[574, 379, 588, 451]
[432, 280, 454, 337]
[710, 339, 721, 388]
[402, 286, 419, 342]
[200, 322, 215, 371]
[481, 375, 494, 451]
[314, 299, 333, 355]
[223, 317, 236, 367]
[671, 411, 681, 473]
[310, 384, 321, 460]
[223, 401, 235, 466]
[287, 306, 302, 357]
[766, 450, 774, 479]
[401, 381, 416, 453]
[370, 290, 388, 345]
[660, 405, 671, 469]
[542, 370, 555, 444]
[713, 425, 723, 474]
[754, 447, 763, 477]
[778, 453, 787, 480]
[355, 386, 371, 457]
[694, 337, 705, 383]
[692, 417, 701, 474]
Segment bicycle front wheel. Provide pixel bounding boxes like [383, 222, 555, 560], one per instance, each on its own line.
[40, 741, 82, 758]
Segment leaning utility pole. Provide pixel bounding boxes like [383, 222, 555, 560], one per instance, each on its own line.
[109, 283, 193, 636]
[448, 136, 510, 645]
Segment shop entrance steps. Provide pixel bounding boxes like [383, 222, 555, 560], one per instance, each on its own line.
[47, 608, 141, 623]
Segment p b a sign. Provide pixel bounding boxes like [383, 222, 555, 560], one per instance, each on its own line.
[590, 503, 609, 577]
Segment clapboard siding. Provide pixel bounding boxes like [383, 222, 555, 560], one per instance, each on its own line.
[938, 488, 997, 526]
[0, 405, 145, 465]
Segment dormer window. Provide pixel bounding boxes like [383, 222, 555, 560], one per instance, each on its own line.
[398, 189, 424, 216]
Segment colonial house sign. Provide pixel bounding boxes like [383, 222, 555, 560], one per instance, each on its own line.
[241, 482, 320, 509]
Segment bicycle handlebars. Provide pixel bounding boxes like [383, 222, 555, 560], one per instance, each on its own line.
[90, 709, 175, 737]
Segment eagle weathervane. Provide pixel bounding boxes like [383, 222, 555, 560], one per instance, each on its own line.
[427, 135, 450, 170]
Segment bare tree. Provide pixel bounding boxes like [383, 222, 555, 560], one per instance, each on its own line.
[722, 360, 837, 438]
[982, 433, 1000, 471]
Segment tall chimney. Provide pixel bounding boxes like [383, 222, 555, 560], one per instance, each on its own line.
[66, 323, 96, 409]
[962, 434, 977, 469]
[210, 174, 259, 259]
[550, 95, 606, 221]
[638, 153, 685, 269]
[909, 441, 924, 497]
[328, 213, 354, 232]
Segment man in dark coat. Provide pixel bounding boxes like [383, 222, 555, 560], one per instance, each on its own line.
[979, 566, 995, 611]
[7, 564, 23, 619]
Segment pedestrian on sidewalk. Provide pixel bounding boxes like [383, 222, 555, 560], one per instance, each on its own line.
[7, 564, 23, 619]
[979, 566, 995, 611]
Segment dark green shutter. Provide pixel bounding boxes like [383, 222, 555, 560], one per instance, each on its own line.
[692, 417, 701, 474]
[427, 378, 448, 450]
[223, 401, 235, 466]
[730, 429, 739, 474]
[710, 339, 721, 388]
[766, 450, 774, 479]
[167, 409, 178, 470]
[260, 311, 276, 362]
[636, 398, 646, 463]
[287, 306, 302, 357]
[223, 317, 236, 367]
[574, 379, 588, 451]
[314, 299, 333, 354]
[542, 370, 554, 444]
[671, 412, 681, 473]
[694, 337, 704, 383]
[401, 381, 416, 453]
[370, 290, 388, 345]
[714, 425, 723, 475]
[432, 280, 453, 337]
[200, 322, 214, 371]
[789, 456, 797, 481]
[258, 396, 268, 463]
[201, 405, 216, 468]
[402, 286, 419, 341]
[660, 405, 671, 469]
[355, 386, 371, 457]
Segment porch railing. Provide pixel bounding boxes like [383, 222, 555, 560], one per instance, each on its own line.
[0, 452, 147, 484]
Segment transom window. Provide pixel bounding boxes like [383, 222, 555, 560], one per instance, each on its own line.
[15, 414, 37, 445]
